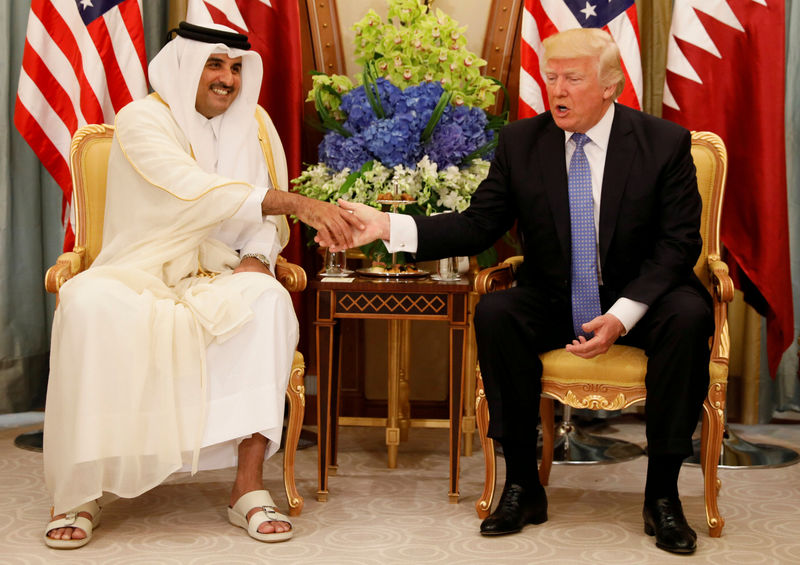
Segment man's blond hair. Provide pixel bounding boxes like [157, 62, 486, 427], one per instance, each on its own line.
[541, 28, 625, 98]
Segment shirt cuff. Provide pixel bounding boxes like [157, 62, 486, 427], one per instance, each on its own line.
[385, 212, 418, 253]
[231, 185, 268, 224]
[606, 297, 649, 335]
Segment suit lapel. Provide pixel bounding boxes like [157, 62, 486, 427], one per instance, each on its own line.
[537, 118, 570, 258]
[599, 105, 636, 268]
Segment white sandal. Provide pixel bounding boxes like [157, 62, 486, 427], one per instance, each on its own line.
[44, 500, 102, 549]
[227, 490, 293, 542]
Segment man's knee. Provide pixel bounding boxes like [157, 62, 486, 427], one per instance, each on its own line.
[59, 277, 135, 318]
[667, 297, 712, 340]
[651, 287, 713, 342]
[474, 292, 515, 335]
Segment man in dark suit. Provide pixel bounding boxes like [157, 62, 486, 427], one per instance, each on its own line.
[328, 27, 712, 555]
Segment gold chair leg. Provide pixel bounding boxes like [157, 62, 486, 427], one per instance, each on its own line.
[283, 352, 306, 516]
[539, 396, 556, 486]
[475, 370, 495, 519]
[702, 382, 726, 537]
[462, 291, 480, 456]
[539, 397, 554, 486]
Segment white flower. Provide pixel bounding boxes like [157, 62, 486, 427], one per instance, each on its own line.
[291, 156, 491, 215]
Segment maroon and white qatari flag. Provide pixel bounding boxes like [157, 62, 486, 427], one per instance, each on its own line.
[663, 0, 792, 375]
[15, 0, 148, 252]
[519, 0, 642, 118]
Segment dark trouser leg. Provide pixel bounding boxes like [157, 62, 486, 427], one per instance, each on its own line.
[623, 284, 713, 498]
[474, 286, 572, 489]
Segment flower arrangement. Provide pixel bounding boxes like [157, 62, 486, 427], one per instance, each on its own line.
[292, 0, 506, 264]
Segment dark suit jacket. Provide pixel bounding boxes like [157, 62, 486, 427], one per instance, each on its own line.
[413, 103, 705, 309]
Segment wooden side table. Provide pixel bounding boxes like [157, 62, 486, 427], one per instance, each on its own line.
[313, 275, 473, 503]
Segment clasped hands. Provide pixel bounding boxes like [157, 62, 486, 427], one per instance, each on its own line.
[315, 199, 625, 359]
[313, 199, 390, 252]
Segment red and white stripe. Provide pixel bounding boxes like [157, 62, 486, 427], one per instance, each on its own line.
[519, 0, 642, 119]
[14, 0, 148, 250]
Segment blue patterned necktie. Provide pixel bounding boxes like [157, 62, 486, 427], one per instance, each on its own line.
[568, 133, 602, 337]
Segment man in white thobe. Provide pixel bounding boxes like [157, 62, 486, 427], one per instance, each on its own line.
[43, 22, 359, 548]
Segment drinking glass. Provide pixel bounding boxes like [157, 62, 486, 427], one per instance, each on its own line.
[323, 249, 349, 276]
[436, 256, 460, 281]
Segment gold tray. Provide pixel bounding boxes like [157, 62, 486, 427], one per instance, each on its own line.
[355, 268, 430, 279]
[376, 199, 417, 205]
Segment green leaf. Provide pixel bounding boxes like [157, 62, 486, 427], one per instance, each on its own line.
[462, 137, 498, 164]
[362, 60, 386, 118]
[486, 112, 508, 131]
[320, 83, 344, 99]
[476, 246, 498, 269]
[336, 160, 375, 196]
[421, 90, 452, 143]
[314, 88, 352, 137]
[304, 117, 330, 134]
[487, 76, 512, 119]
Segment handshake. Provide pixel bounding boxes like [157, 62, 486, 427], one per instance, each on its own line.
[310, 199, 393, 253]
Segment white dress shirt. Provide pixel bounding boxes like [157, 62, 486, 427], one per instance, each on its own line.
[386, 103, 648, 334]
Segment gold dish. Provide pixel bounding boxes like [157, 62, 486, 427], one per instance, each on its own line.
[355, 268, 430, 279]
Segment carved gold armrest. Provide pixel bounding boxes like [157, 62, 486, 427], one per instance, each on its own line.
[707, 254, 732, 366]
[708, 255, 734, 303]
[276, 255, 307, 292]
[474, 255, 524, 295]
[44, 248, 86, 294]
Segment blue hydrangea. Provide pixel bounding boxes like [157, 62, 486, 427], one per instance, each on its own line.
[362, 112, 422, 168]
[318, 132, 372, 171]
[321, 79, 493, 172]
[340, 78, 402, 133]
[425, 106, 494, 168]
[390, 81, 444, 131]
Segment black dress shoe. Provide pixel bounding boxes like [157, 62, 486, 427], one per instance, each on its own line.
[643, 497, 697, 554]
[480, 484, 547, 536]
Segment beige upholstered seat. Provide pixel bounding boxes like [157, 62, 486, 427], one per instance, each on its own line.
[45, 123, 308, 516]
[473, 131, 732, 537]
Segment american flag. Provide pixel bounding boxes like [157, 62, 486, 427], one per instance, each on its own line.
[14, 0, 148, 251]
[519, 0, 642, 118]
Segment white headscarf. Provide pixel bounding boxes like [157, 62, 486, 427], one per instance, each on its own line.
[147, 25, 265, 184]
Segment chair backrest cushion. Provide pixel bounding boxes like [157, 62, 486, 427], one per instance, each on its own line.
[69, 124, 114, 269]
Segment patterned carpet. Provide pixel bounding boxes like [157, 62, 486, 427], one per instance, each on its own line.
[3, 418, 800, 564]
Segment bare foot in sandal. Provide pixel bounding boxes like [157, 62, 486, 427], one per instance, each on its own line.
[44, 500, 102, 549]
[229, 434, 292, 538]
[230, 486, 292, 535]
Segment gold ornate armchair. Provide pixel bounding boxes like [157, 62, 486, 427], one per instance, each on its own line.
[45, 124, 308, 516]
[473, 131, 732, 537]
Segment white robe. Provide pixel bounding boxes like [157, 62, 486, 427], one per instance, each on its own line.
[44, 97, 298, 514]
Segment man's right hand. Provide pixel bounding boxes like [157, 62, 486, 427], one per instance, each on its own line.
[294, 198, 363, 251]
[260, 189, 364, 251]
[565, 314, 625, 359]
[316, 200, 391, 251]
